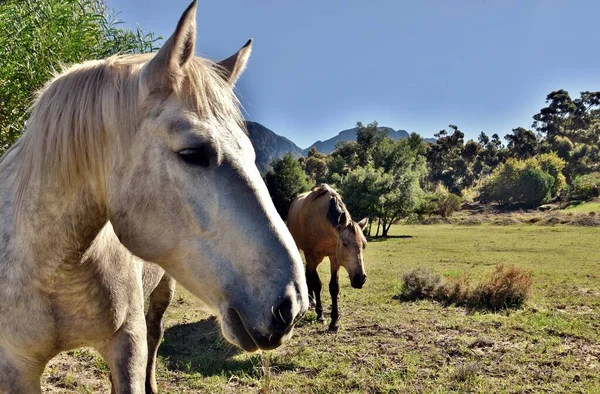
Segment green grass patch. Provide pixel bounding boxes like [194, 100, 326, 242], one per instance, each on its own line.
[42, 224, 600, 393]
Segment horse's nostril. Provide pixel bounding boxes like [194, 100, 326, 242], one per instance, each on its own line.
[272, 296, 294, 333]
[352, 273, 366, 289]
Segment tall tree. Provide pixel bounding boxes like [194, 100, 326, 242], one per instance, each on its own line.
[505, 127, 539, 159]
[265, 154, 311, 220]
[302, 147, 328, 184]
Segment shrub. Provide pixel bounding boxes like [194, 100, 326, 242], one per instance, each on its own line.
[570, 172, 600, 201]
[478, 155, 563, 207]
[438, 193, 462, 217]
[471, 264, 532, 310]
[460, 187, 479, 204]
[435, 275, 473, 306]
[399, 265, 532, 311]
[417, 184, 462, 218]
[399, 269, 442, 301]
[516, 166, 554, 207]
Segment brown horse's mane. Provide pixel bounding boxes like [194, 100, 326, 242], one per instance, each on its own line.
[310, 184, 351, 229]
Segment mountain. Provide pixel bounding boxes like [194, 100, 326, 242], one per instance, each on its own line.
[245, 121, 303, 173]
[305, 126, 410, 154]
[246, 121, 434, 173]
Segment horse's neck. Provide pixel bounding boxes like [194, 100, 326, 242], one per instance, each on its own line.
[0, 147, 107, 281]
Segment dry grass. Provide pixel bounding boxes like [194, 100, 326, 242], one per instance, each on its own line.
[471, 264, 532, 310]
[398, 269, 442, 301]
[400, 264, 532, 311]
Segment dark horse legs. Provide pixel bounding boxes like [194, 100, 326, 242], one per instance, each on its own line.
[305, 252, 340, 331]
[328, 255, 340, 331]
[305, 253, 325, 322]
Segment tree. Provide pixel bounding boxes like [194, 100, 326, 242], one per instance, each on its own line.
[355, 121, 388, 166]
[265, 154, 311, 220]
[0, 0, 161, 153]
[302, 147, 328, 184]
[427, 124, 472, 194]
[338, 165, 390, 235]
[505, 127, 538, 159]
[340, 138, 426, 237]
[532, 90, 577, 141]
[327, 140, 361, 180]
[479, 155, 563, 207]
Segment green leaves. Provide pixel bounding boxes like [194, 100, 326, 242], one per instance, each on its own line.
[265, 154, 311, 220]
[0, 0, 161, 153]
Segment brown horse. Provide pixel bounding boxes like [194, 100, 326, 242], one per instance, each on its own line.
[287, 185, 368, 331]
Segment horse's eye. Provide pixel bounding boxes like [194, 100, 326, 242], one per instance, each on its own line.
[342, 242, 348, 247]
[179, 148, 209, 167]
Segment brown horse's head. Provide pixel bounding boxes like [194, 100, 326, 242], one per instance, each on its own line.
[336, 214, 369, 289]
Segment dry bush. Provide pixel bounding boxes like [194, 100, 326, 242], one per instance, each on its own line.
[435, 275, 473, 306]
[471, 264, 532, 310]
[457, 216, 483, 226]
[492, 216, 521, 225]
[569, 214, 600, 227]
[399, 269, 442, 301]
[399, 265, 532, 311]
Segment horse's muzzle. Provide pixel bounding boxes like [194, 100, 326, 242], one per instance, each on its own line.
[224, 295, 301, 351]
[351, 273, 367, 289]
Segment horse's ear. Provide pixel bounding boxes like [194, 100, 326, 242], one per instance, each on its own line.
[336, 212, 348, 231]
[218, 39, 253, 85]
[358, 217, 369, 231]
[142, 0, 197, 90]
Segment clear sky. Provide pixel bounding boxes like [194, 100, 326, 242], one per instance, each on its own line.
[107, 0, 600, 149]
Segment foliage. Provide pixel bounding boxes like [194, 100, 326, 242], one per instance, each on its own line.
[505, 127, 539, 159]
[417, 184, 462, 218]
[479, 154, 565, 207]
[536, 152, 567, 197]
[337, 165, 390, 228]
[398, 269, 442, 301]
[438, 193, 462, 218]
[0, 0, 161, 153]
[332, 131, 427, 237]
[570, 173, 600, 201]
[265, 154, 311, 220]
[299, 147, 328, 184]
[470, 264, 533, 310]
[400, 264, 532, 311]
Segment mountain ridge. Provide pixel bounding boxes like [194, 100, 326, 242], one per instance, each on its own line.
[245, 121, 433, 173]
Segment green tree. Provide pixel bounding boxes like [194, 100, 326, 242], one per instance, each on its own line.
[265, 154, 311, 220]
[0, 0, 160, 152]
[427, 124, 474, 194]
[479, 155, 562, 207]
[302, 147, 328, 184]
[355, 121, 388, 166]
[505, 127, 539, 159]
[340, 138, 426, 237]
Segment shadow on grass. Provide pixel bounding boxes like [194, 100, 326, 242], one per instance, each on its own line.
[159, 316, 296, 377]
[367, 235, 413, 242]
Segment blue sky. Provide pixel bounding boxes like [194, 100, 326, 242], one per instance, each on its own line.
[108, 0, 600, 149]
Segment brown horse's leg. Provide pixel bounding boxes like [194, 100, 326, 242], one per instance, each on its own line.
[328, 255, 341, 332]
[305, 252, 325, 322]
[145, 275, 175, 394]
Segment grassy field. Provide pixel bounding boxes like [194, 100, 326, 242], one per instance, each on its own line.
[564, 199, 600, 214]
[42, 224, 600, 393]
